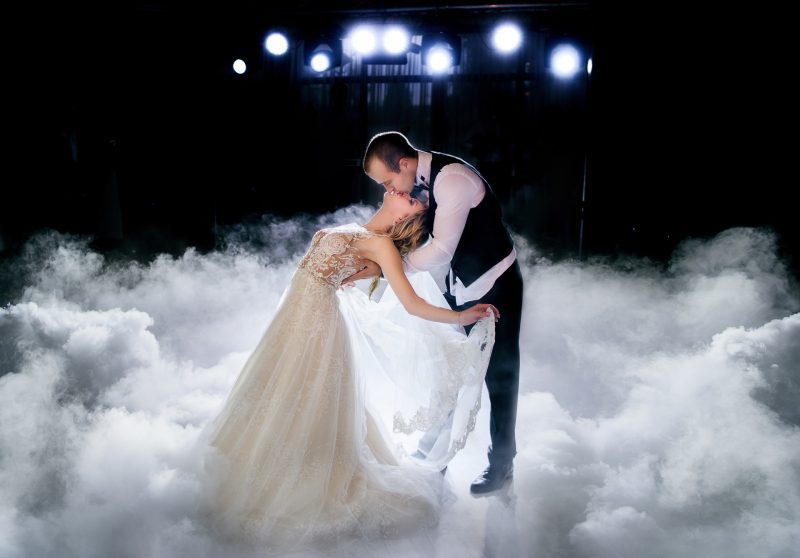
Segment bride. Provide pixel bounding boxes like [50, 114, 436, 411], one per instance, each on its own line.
[196, 190, 499, 551]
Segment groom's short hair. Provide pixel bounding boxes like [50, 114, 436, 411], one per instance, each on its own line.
[363, 131, 418, 173]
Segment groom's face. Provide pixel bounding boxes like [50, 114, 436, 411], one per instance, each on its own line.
[366, 156, 416, 195]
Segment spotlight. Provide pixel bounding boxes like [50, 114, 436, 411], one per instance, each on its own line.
[427, 46, 452, 73]
[383, 26, 410, 54]
[310, 52, 331, 72]
[350, 25, 377, 55]
[549, 43, 582, 79]
[265, 32, 289, 56]
[304, 34, 343, 73]
[421, 32, 461, 74]
[491, 22, 523, 54]
[232, 59, 247, 75]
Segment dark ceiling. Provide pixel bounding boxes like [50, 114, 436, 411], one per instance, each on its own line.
[3, 1, 796, 271]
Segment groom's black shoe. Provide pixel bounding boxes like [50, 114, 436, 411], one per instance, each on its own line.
[470, 463, 513, 495]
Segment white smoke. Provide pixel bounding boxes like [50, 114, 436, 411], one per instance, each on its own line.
[1, 211, 798, 558]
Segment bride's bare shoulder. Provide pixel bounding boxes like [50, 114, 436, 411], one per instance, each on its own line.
[354, 232, 394, 254]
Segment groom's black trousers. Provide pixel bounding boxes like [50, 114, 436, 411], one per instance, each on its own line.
[443, 260, 523, 468]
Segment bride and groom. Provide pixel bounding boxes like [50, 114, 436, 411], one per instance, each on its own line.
[197, 131, 523, 549]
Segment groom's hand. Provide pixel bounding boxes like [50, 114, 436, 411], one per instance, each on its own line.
[342, 259, 382, 287]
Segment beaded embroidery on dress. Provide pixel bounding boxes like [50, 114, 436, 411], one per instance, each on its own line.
[196, 223, 494, 552]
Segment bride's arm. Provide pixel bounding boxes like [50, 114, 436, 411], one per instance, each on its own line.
[360, 236, 499, 326]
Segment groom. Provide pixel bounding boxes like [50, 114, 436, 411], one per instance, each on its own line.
[349, 131, 523, 495]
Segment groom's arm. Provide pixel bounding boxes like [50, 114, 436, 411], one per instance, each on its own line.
[403, 169, 484, 273]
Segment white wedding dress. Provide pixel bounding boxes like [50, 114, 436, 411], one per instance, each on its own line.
[196, 223, 494, 552]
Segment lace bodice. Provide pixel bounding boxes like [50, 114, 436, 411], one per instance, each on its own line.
[297, 223, 376, 289]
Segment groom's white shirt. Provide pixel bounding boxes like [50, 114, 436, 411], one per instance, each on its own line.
[403, 150, 517, 305]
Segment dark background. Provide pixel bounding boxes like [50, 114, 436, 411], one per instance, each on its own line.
[2, 2, 795, 276]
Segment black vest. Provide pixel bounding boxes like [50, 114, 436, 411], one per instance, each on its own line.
[423, 151, 514, 287]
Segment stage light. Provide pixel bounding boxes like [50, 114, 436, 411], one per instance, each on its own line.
[491, 22, 523, 54]
[427, 46, 452, 73]
[232, 59, 247, 75]
[550, 43, 581, 79]
[310, 52, 331, 72]
[421, 33, 461, 74]
[383, 26, 410, 54]
[350, 25, 377, 55]
[587, 57, 593, 75]
[304, 34, 343, 73]
[265, 32, 288, 56]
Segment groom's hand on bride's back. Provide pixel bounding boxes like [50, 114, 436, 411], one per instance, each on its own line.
[342, 259, 382, 287]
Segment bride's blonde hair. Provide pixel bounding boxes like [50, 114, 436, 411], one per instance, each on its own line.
[387, 211, 428, 258]
[368, 212, 428, 299]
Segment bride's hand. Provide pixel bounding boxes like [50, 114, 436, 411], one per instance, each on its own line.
[341, 258, 382, 287]
[457, 303, 500, 326]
